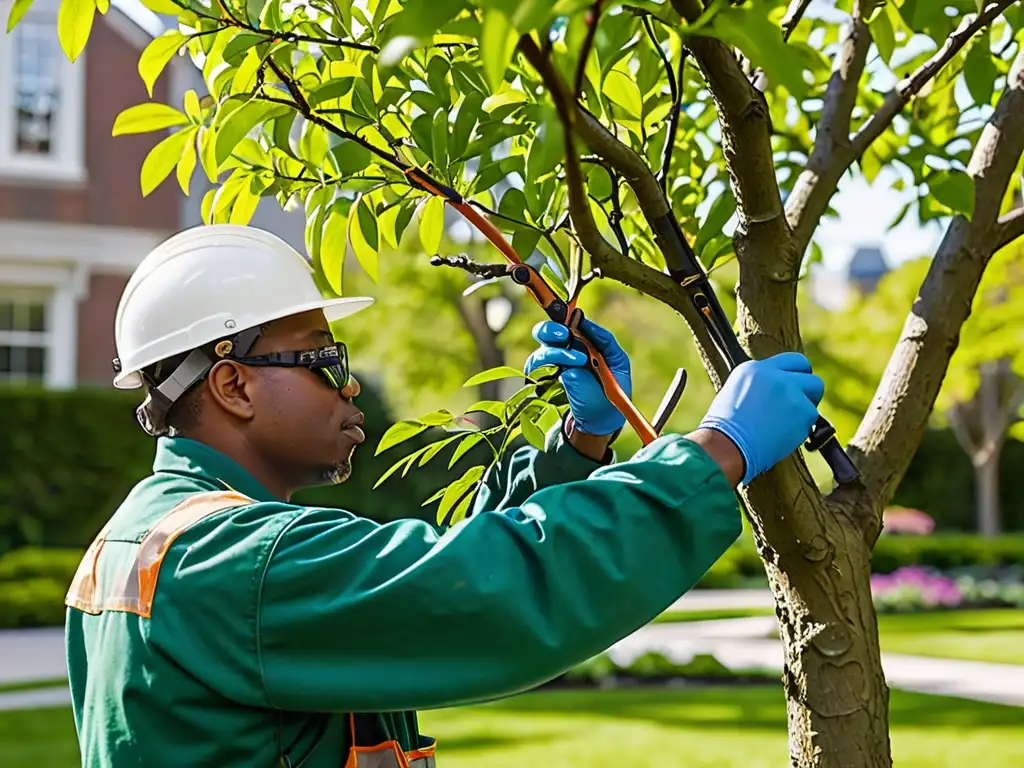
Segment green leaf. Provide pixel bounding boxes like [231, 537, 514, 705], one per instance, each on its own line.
[452, 91, 484, 159]
[183, 89, 201, 122]
[139, 0, 183, 13]
[928, 170, 975, 218]
[418, 409, 456, 426]
[964, 38, 997, 106]
[375, 419, 431, 455]
[349, 196, 379, 282]
[112, 103, 190, 136]
[329, 138, 372, 176]
[373, 452, 420, 489]
[694, 187, 736, 257]
[448, 432, 486, 468]
[463, 366, 528, 387]
[6, 0, 35, 32]
[222, 31, 263, 63]
[587, 164, 613, 199]
[868, 5, 895, 65]
[57, 0, 95, 62]
[602, 68, 643, 118]
[480, 9, 517, 93]
[710, 4, 808, 99]
[526, 106, 564, 182]
[519, 412, 546, 450]
[431, 107, 450, 173]
[138, 31, 186, 98]
[419, 196, 445, 254]
[140, 128, 194, 197]
[436, 465, 485, 526]
[215, 100, 285, 167]
[321, 201, 349, 294]
[512, 229, 542, 260]
[176, 129, 197, 195]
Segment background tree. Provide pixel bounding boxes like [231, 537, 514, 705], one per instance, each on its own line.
[802, 240, 1024, 533]
[17, 0, 1024, 765]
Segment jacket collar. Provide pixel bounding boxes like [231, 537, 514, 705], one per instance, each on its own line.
[153, 437, 277, 503]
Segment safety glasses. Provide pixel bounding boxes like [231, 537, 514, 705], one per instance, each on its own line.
[231, 343, 351, 391]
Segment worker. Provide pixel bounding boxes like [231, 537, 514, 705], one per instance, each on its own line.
[65, 223, 826, 768]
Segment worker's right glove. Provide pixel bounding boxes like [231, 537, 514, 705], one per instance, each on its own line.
[523, 318, 631, 436]
[698, 352, 825, 485]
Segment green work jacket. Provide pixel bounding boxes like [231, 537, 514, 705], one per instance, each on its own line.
[65, 424, 740, 767]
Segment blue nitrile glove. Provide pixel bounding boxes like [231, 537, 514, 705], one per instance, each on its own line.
[523, 318, 632, 436]
[698, 352, 825, 485]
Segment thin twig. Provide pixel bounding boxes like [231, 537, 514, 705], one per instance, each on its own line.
[850, 0, 1018, 157]
[575, 1, 604, 98]
[430, 255, 510, 279]
[642, 15, 686, 192]
[781, 0, 814, 42]
[992, 206, 1024, 252]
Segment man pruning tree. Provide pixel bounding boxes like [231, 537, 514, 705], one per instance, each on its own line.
[65, 223, 827, 768]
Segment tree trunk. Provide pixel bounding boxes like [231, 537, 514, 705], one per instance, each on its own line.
[455, 296, 507, 402]
[733, 224, 893, 767]
[975, 446, 1002, 537]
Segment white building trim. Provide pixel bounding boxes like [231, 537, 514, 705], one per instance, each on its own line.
[0, 222, 170, 388]
[0, 1, 87, 185]
[0, 220, 171, 275]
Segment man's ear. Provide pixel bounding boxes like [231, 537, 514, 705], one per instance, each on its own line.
[206, 360, 256, 422]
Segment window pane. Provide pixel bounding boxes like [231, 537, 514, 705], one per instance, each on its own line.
[14, 23, 61, 157]
[0, 304, 12, 332]
[27, 302, 46, 332]
[26, 346, 46, 375]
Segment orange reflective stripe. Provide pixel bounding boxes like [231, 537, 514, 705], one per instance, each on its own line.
[64, 490, 254, 618]
[65, 525, 112, 615]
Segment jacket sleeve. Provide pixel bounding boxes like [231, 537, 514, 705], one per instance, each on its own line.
[469, 422, 611, 516]
[254, 434, 741, 713]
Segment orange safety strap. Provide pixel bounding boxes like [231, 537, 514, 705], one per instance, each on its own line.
[65, 490, 255, 618]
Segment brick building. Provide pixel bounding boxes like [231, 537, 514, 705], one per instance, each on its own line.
[0, 0, 305, 390]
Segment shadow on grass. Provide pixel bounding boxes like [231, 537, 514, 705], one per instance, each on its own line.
[468, 685, 1024, 732]
[435, 733, 560, 752]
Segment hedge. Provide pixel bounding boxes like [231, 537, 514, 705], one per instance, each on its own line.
[0, 383, 483, 558]
[696, 532, 1024, 589]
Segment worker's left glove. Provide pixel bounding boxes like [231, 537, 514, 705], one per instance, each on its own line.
[523, 318, 631, 436]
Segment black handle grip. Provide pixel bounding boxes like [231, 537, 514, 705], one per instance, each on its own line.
[812, 425, 860, 486]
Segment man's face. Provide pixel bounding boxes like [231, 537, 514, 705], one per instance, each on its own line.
[241, 309, 364, 487]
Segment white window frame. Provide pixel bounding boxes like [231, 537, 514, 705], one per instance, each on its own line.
[0, 285, 56, 386]
[0, 263, 80, 388]
[0, 1, 86, 185]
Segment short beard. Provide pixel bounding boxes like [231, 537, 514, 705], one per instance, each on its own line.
[320, 460, 352, 485]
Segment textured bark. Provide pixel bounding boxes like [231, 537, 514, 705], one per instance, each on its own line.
[849, 51, 1024, 512]
[976, 452, 1002, 538]
[525, 14, 1024, 768]
[947, 359, 1024, 537]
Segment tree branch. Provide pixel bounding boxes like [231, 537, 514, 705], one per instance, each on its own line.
[518, 34, 731, 385]
[850, 0, 1018, 158]
[785, 2, 871, 256]
[672, 0, 787, 230]
[846, 49, 1024, 526]
[781, 0, 814, 42]
[786, 0, 1016, 264]
[992, 206, 1024, 252]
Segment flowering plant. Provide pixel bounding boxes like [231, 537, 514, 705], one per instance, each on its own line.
[871, 565, 1024, 612]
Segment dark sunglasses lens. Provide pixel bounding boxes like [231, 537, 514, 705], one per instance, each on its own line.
[316, 363, 349, 390]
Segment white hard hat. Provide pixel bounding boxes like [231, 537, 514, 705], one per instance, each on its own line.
[113, 223, 373, 390]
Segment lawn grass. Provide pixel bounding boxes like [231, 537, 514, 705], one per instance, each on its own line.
[875, 608, 1024, 665]
[653, 607, 775, 624]
[4, 686, 1023, 768]
[657, 607, 1024, 666]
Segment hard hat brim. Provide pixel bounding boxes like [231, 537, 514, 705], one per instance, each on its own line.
[112, 295, 375, 390]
